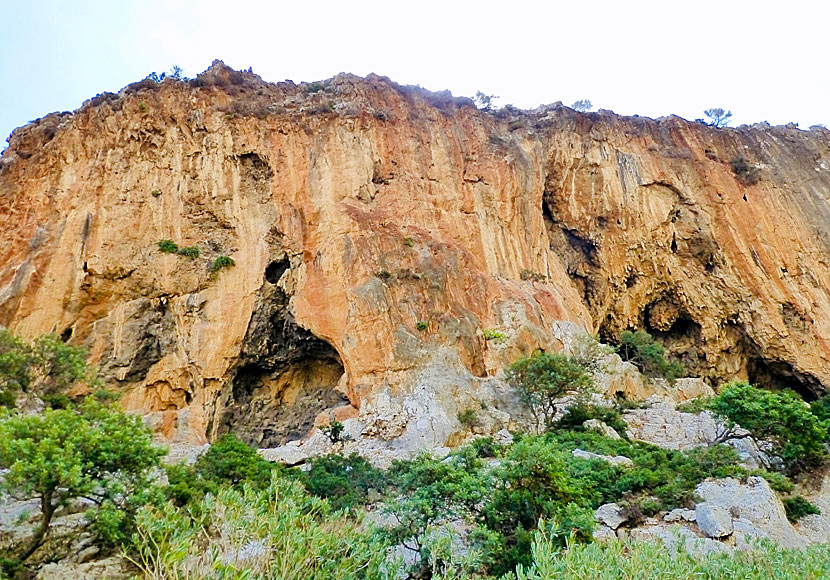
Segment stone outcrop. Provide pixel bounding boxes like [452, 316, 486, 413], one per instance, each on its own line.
[2, 61, 830, 445]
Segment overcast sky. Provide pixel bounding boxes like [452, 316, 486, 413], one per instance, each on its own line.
[1, 0, 828, 149]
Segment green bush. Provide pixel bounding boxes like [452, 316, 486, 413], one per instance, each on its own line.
[618, 330, 684, 382]
[416, 321, 428, 331]
[157, 239, 179, 253]
[0, 328, 93, 403]
[783, 496, 821, 522]
[458, 408, 478, 428]
[708, 381, 828, 473]
[731, 156, 760, 185]
[0, 400, 164, 562]
[210, 255, 235, 273]
[505, 351, 594, 431]
[176, 246, 200, 258]
[295, 453, 385, 512]
[557, 403, 628, 436]
[483, 329, 506, 342]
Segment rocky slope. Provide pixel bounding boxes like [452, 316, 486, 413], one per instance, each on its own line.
[2, 61, 829, 445]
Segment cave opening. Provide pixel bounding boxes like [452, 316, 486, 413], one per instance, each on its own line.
[215, 285, 349, 447]
[264, 258, 290, 284]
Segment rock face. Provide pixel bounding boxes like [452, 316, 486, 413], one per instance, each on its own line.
[2, 61, 830, 444]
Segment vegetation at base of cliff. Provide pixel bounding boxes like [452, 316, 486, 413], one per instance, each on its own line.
[0, 328, 95, 407]
[516, 529, 830, 580]
[0, 400, 164, 567]
[707, 380, 829, 474]
[617, 329, 685, 383]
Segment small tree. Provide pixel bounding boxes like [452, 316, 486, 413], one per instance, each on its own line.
[571, 99, 593, 112]
[618, 330, 684, 383]
[0, 328, 93, 405]
[0, 400, 164, 563]
[474, 91, 499, 112]
[704, 108, 732, 128]
[708, 381, 828, 473]
[505, 351, 594, 431]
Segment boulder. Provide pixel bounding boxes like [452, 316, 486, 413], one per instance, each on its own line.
[695, 504, 733, 538]
[583, 419, 622, 440]
[595, 503, 627, 529]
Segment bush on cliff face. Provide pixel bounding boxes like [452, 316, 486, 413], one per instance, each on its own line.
[506, 351, 595, 431]
[617, 330, 685, 383]
[708, 381, 828, 473]
[0, 400, 164, 565]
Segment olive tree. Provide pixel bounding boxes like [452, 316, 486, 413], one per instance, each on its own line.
[505, 351, 594, 431]
[0, 400, 164, 562]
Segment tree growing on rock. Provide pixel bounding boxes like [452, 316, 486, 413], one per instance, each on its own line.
[703, 107, 732, 128]
[0, 400, 164, 564]
[505, 351, 594, 432]
[708, 381, 828, 473]
[618, 330, 684, 383]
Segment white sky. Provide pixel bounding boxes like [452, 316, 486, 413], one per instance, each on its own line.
[1, 0, 828, 149]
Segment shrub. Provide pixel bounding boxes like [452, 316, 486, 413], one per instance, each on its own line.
[138, 101, 148, 113]
[0, 328, 93, 403]
[783, 496, 821, 522]
[731, 156, 760, 185]
[505, 351, 594, 431]
[618, 329, 684, 382]
[571, 99, 592, 112]
[374, 270, 393, 281]
[569, 332, 616, 373]
[176, 246, 200, 259]
[483, 329, 506, 342]
[416, 321, 428, 331]
[708, 381, 828, 473]
[150, 189, 161, 197]
[157, 239, 179, 253]
[0, 400, 164, 562]
[458, 408, 478, 428]
[320, 420, 345, 443]
[210, 255, 235, 273]
[404, 237, 415, 247]
[557, 403, 628, 436]
[295, 453, 385, 511]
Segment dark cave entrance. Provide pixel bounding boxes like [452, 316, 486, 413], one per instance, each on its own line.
[214, 285, 349, 447]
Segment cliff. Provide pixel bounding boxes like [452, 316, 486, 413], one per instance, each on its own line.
[2, 61, 829, 445]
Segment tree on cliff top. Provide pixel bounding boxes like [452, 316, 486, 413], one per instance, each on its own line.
[704, 107, 732, 128]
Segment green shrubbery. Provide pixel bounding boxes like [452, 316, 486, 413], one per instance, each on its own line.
[708, 381, 828, 473]
[0, 328, 93, 407]
[506, 351, 595, 431]
[210, 254, 235, 273]
[0, 400, 164, 564]
[618, 329, 685, 382]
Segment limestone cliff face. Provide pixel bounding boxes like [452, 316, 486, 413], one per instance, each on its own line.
[2, 62, 829, 444]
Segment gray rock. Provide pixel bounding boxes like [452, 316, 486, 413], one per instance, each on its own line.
[584, 419, 622, 440]
[664, 508, 696, 522]
[593, 525, 617, 541]
[573, 448, 634, 468]
[595, 503, 627, 530]
[695, 504, 733, 538]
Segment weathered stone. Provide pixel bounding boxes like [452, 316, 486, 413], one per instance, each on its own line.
[583, 419, 622, 439]
[695, 504, 733, 538]
[3, 63, 830, 449]
[593, 525, 617, 541]
[573, 448, 634, 468]
[664, 508, 696, 523]
[595, 503, 627, 529]
[695, 477, 805, 548]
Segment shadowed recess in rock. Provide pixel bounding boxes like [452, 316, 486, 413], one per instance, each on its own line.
[214, 284, 347, 447]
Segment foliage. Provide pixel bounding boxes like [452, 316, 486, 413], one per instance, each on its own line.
[731, 156, 760, 185]
[458, 408, 478, 428]
[483, 329, 506, 342]
[294, 453, 386, 512]
[320, 420, 345, 443]
[571, 99, 592, 112]
[0, 328, 93, 404]
[164, 433, 275, 508]
[505, 351, 594, 431]
[416, 321, 428, 331]
[708, 381, 828, 473]
[304, 81, 326, 93]
[618, 329, 684, 382]
[783, 496, 821, 522]
[130, 477, 392, 580]
[150, 189, 162, 197]
[474, 91, 498, 111]
[704, 107, 732, 128]
[0, 400, 164, 561]
[516, 529, 830, 580]
[176, 245, 200, 259]
[810, 394, 830, 436]
[210, 254, 236, 273]
[557, 403, 627, 436]
[156, 239, 179, 253]
[404, 237, 415, 247]
[568, 331, 616, 373]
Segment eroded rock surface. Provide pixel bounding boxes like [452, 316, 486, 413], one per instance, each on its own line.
[2, 61, 830, 444]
